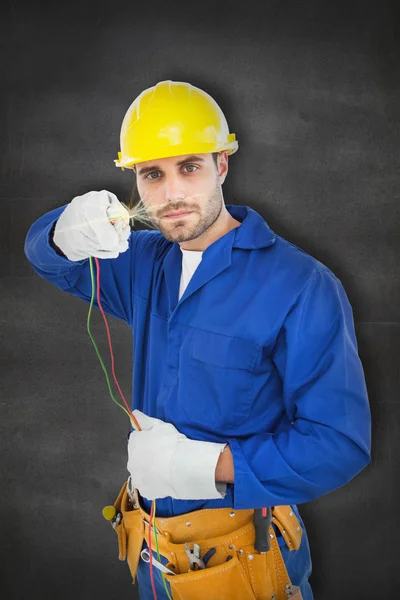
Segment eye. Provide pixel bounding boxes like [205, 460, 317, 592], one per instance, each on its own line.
[183, 164, 198, 173]
[145, 171, 161, 180]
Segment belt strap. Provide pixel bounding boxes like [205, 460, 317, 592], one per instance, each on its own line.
[135, 491, 302, 552]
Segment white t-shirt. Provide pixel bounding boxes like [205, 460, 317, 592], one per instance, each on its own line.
[178, 248, 203, 301]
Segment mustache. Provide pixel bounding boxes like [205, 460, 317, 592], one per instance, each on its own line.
[136, 183, 222, 218]
[141, 192, 208, 218]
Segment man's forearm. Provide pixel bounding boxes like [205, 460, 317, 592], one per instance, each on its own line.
[215, 444, 235, 484]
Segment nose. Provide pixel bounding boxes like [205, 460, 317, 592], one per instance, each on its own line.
[164, 172, 186, 203]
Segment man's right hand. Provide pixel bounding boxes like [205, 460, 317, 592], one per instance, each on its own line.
[53, 190, 131, 261]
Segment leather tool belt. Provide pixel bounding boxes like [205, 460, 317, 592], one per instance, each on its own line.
[109, 480, 304, 600]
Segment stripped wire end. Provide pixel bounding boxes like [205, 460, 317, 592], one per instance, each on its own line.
[108, 215, 130, 227]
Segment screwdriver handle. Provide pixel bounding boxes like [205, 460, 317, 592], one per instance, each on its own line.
[253, 507, 273, 553]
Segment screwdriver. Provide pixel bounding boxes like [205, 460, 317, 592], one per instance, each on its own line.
[253, 507, 273, 553]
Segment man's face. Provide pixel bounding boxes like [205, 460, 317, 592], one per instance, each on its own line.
[135, 152, 228, 244]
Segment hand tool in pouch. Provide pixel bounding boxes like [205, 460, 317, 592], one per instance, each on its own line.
[253, 507, 273, 553]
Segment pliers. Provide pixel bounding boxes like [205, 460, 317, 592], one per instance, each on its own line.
[184, 542, 206, 571]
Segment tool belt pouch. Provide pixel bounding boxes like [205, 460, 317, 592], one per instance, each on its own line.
[111, 480, 144, 584]
[162, 541, 303, 600]
[164, 552, 257, 600]
[161, 505, 304, 600]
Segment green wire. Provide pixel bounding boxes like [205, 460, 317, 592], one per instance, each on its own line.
[87, 257, 132, 421]
[152, 500, 173, 599]
[88, 256, 172, 600]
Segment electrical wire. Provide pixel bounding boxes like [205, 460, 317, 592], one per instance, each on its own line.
[86, 258, 134, 422]
[149, 500, 172, 600]
[87, 255, 173, 600]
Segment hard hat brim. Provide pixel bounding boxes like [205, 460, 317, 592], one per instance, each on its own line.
[115, 141, 238, 170]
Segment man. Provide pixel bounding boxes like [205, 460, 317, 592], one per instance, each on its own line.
[24, 80, 371, 600]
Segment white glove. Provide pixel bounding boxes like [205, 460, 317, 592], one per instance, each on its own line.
[53, 190, 131, 261]
[127, 410, 228, 501]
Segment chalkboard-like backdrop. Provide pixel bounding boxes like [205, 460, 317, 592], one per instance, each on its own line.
[2, 0, 398, 598]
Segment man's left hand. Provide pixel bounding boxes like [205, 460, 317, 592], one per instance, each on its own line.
[127, 410, 228, 501]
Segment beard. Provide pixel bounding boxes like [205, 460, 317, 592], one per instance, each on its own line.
[148, 182, 223, 244]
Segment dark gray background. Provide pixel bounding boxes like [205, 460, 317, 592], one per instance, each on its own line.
[1, 0, 399, 598]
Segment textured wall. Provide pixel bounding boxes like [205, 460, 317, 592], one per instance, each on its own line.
[1, 0, 399, 597]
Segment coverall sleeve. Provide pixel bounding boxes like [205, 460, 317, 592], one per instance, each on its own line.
[24, 204, 136, 325]
[229, 267, 372, 509]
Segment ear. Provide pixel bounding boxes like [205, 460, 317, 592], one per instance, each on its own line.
[217, 151, 229, 185]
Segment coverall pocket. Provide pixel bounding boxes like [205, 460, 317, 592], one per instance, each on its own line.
[162, 553, 257, 600]
[180, 329, 260, 430]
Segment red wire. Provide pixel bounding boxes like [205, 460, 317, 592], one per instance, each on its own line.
[149, 501, 157, 598]
[94, 257, 157, 600]
[94, 257, 140, 430]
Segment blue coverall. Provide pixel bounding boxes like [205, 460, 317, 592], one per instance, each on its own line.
[24, 203, 371, 599]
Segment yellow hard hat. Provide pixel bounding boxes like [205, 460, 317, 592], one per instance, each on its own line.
[115, 80, 238, 170]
